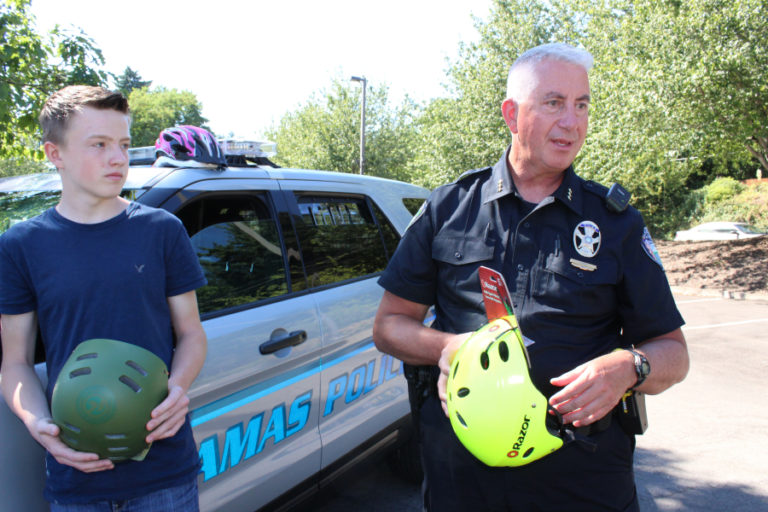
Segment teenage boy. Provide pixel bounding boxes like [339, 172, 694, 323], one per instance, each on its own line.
[0, 85, 207, 511]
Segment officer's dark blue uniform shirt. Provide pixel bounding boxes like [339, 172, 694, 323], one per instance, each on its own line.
[379, 148, 684, 396]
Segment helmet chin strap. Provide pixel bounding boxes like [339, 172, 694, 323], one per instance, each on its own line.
[562, 427, 598, 453]
[547, 404, 598, 453]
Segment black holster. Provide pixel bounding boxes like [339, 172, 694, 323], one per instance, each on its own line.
[617, 390, 649, 435]
[403, 363, 437, 433]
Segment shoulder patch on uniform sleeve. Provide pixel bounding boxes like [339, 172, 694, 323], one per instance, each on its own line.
[641, 227, 664, 268]
[405, 200, 428, 232]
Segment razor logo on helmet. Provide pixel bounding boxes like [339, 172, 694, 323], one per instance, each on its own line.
[507, 415, 532, 458]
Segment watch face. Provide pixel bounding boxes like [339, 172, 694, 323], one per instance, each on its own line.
[630, 350, 650, 378]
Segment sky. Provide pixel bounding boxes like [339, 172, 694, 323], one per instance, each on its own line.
[30, 0, 493, 140]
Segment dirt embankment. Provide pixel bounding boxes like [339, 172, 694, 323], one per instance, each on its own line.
[655, 237, 768, 296]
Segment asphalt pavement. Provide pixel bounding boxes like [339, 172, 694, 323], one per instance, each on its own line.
[310, 293, 768, 511]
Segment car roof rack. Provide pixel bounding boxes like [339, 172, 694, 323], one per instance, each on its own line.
[128, 139, 279, 168]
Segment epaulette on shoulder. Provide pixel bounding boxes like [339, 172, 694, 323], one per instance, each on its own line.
[455, 166, 492, 183]
[584, 180, 631, 213]
[584, 180, 609, 196]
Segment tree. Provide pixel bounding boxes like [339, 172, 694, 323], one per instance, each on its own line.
[408, 0, 586, 189]
[572, 0, 768, 233]
[0, 157, 48, 178]
[115, 67, 152, 96]
[0, 0, 108, 158]
[412, 0, 768, 235]
[128, 87, 210, 147]
[265, 78, 420, 182]
[666, 0, 768, 177]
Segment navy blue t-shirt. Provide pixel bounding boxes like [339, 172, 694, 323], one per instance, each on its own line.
[0, 202, 206, 504]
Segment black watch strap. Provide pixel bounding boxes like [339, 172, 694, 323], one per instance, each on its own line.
[626, 348, 650, 389]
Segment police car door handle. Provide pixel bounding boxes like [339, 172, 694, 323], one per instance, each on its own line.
[259, 329, 308, 355]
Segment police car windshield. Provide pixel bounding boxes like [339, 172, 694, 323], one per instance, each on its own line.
[0, 169, 160, 235]
[0, 190, 60, 235]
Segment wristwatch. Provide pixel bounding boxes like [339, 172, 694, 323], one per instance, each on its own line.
[626, 348, 650, 389]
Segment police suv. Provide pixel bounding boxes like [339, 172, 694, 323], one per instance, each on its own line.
[0, 141, 428, 511]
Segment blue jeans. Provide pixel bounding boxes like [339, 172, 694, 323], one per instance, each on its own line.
[50, 479, 199, 512]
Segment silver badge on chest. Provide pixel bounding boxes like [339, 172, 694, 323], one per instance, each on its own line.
[573, 221, 601, 258]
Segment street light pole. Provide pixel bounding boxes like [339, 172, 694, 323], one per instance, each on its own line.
[350, 75, 367, 175]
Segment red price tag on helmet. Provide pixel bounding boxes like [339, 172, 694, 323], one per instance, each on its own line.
[478, 266, 514, 321]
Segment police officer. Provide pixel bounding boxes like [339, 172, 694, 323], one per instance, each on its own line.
[372, 43, 689, 511]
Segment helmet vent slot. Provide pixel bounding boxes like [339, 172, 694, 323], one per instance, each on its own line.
[105, 434, 127, 440]
[69, 367, 91, 378]
[125, 360, 149, 377]
[452, 361, 460, 378]
[480, 352, 490, 370]
[76, 353, 98, 361]
[62, 422, 81, 434]
[108, 446, 130, 452]
[498, 341, 509, 361]
[60, 434, 77, 446]
[457, 387, 470, 398]
[456, 411, 468, 428]
[119, 375, 142, 393]
[523, 447, 535, 458]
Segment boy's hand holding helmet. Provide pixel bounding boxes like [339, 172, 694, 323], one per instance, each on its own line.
[51, 339, 169, 463]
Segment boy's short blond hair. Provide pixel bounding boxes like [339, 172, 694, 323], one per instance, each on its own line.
[39, 85, 129, 145]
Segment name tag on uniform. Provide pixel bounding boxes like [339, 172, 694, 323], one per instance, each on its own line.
[570, 258, 597, 272]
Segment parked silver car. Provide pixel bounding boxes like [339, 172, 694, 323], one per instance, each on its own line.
[674, 221, 766, 241]
[0, 142, 428, 511]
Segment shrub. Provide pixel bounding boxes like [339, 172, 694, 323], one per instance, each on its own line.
[705, 177, 744, 204]
[699, 182, 768, 232]
[0, 158, 50, 178]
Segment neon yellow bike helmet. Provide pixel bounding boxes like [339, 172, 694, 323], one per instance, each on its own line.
[446, 316, 566, 467]
[51, 339, 169, 462]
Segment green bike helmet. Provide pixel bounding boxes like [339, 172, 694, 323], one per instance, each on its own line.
[446, 315, 565, 467]
[51, 339, 169, 462]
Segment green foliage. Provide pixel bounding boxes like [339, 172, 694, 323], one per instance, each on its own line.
[409, 0, 587, 189]
[704, 177, 744, 204]
[0, 157, 49, 177]
[405, 0, 768, 235]
[0, 0, 108, 158]
[265, 78, 419, 181]
[115, 67, 152, 96]
[128, 87, 210, 147]
[692, 183, 768, 232]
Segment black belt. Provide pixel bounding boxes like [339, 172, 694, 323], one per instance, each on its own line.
[574, 408, 615, 437]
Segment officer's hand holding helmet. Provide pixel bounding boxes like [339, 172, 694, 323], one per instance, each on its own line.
[445, 316, 570, 467]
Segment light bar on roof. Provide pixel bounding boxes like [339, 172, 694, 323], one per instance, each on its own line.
[218, 139, 277, 158]
[127, 139, 277, 164]
[127, 146, 156, 162]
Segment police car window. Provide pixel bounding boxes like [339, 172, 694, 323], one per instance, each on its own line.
[402, 198, 425, 216]
[371, 202, 400, 259]
[175, 195, 287, 314]
[295, 195, 389, 287]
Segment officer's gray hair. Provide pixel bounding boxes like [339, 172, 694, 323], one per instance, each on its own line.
[506, 43, 594, 101]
